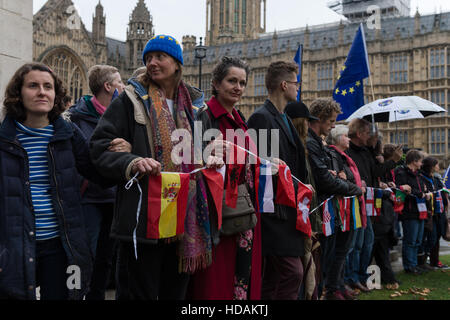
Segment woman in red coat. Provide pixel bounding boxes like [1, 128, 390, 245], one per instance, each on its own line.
[188, 56, 262, 300]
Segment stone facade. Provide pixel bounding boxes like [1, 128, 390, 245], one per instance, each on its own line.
[182, 1, 450, 165]
[32, 0, 151, 103]
[0, 0, 33, 107]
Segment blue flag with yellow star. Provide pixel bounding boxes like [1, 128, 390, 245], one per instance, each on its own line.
[334, 23, 370, 121]
[294, 45, 303, 101]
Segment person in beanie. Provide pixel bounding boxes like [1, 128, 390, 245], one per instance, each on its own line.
[90, 35, 222, 300]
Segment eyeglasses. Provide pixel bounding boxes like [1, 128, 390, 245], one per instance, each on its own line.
[285, 80, 301, 88]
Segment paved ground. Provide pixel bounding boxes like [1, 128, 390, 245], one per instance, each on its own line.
[391, 238, 450, 273]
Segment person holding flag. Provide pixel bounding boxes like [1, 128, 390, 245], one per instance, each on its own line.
[418, 157, 443, 271]
[306, 99, 362, 300]
[90, 35, 221, 300]
[393, 150, 431, 274]
[189, 56, 262, 300]
[332, 23, 371, 122]
[68, 64, 129, 300]
[247, 61, 312, 300]
[325, 125, 364, 299]
[371, 144, 403, 289]
[430, 169, 450, 269]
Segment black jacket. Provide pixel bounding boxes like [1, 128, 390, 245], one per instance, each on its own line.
[0, 115, 98, 300]
[69, 96, 116, 204]
[90, 82, 200, 244]
[346, 141, 383, 188]
[306, 129, 358, 203]
[326, 146, 362, 196]
[247, 99, 307, 257]
[393, 165, 427, 221]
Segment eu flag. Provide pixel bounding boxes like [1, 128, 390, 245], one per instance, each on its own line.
[443, 165, 450, 189]
[334, 23, 370, 121]
[294, 45, 303, 101]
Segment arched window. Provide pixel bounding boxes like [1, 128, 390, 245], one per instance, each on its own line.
[70, 67, 83, 102]
[42, 49, 87, 103]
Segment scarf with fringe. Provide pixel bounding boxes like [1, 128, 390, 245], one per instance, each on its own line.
[146, 81, 212, 273]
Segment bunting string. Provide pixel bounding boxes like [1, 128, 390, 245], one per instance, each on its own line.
[124, 143, 449, 255]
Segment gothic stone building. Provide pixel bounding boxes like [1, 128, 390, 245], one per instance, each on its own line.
[33, 0, 153, 103]
[181, 1, 450, 165]
[33, 0, 450, 164]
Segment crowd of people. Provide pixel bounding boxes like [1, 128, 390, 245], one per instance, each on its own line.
[0, 33, 448, 300]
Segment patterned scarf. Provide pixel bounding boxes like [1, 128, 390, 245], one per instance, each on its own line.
[146, 81, 212, 273]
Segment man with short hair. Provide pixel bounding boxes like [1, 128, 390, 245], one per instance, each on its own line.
[345, 118, 380, 292]
[69, 64, 126, 300]
[247, 61, 310, 300]
[306, 98, 362, 300]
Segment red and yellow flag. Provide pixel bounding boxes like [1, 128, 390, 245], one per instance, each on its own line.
[147, 173, 190, 239]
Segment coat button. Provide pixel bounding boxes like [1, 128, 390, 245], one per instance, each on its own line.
[29, 231, 34, 236]
[0, 268, 3, 272]
[25, 181, 30, 186]
[29, 258, 34, 263]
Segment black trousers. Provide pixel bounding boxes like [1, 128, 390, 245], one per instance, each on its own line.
[372, 235, 397, 284]
[85, 203, 118, 300]
[321, 229, 353, 293]
[120, 241, 189, 300]
[36, 237, 68, 300]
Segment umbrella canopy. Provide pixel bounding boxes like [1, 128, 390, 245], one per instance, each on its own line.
[346, 96, 446, 122]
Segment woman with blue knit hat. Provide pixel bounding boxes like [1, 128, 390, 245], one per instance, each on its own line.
[90, 34, 223, 299]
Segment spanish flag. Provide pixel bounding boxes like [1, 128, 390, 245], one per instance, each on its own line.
[147, 173, 190, 239]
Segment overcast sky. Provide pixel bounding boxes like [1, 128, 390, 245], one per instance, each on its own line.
[33, 0, 450, 44]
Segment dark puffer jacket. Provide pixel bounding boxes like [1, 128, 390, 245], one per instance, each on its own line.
[68, 96, 116, 204]
[393, 165, 427, 221]
[0, 115, 101, 300]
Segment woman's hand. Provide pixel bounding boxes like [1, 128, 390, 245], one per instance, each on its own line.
[425, 192, 433, 201]
[205, 155, 224, 169]
[338, 171, 347, 180]
[131, 158, 161, 176]
[376, 155, 384, 164]
[388, 181, 396, 189]
[400, 184, 411, 194]
[108, 138, 132, 153]
[379, 182, 388, 189]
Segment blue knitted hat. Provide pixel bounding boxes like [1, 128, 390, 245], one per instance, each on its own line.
[142, 35, 183, 65]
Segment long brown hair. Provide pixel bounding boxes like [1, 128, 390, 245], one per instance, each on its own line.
[3, 62, 67, 123]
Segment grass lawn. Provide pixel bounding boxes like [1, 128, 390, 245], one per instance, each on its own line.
[358, 255, 450, 300]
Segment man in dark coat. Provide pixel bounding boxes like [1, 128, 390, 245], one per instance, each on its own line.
[306, 99, 362, 300]
[247, 61, 311, 300]
[345, 118, 382, 291]
[69, 65, 126, 300]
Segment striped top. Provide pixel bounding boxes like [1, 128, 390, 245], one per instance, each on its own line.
[16, 121, 59, 241]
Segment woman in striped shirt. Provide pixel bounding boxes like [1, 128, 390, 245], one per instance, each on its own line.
[0, 63, 106, 300]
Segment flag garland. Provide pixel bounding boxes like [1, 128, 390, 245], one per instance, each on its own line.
[322, 198, 335, 237]
[296, 180, 313, 237]
[275, 163, 297, 208]
[416, 197, 428, 220]
[351, 196, 362, 230]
